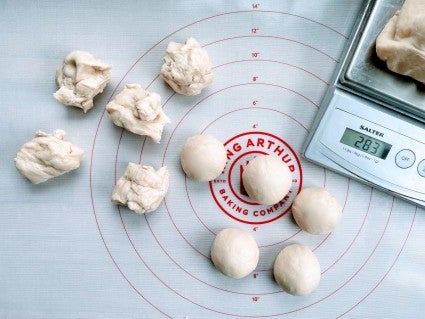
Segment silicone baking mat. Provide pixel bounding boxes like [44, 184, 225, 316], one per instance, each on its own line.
[1, 1, 424, 318]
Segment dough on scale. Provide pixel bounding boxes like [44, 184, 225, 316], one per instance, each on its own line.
[161, 37, 213, 96]
[242, 155, 292, 205]
[14, 130, 84, 184]
[376, 0, 425, 84]
[273, 243, 321, 296]
[106, 84, 170, 143]
[54, 50, 111, 112]
[210, 228, 259, 279]
[291, 187, 342, 235]
[111, 163, 169, 214]
[180, 134, 227, 182]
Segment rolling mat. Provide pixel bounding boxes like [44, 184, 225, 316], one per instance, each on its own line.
[1, 1, 424, 318]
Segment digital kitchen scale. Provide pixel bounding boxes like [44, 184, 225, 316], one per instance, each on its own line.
[303, 0, 425, 207]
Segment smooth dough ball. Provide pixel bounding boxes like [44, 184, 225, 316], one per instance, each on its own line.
[273, 244, 321, 296]
[242, 155, 292, 205]
[180, 134, 227, 182]
[210, 228, 259, 279]
[291, 187, 342, 235]
[161, 37, 213, 96]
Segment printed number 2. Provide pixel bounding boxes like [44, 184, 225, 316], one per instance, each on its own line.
[354, 136, 364, 148]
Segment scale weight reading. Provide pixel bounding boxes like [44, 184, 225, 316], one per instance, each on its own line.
[304, 89, 425, 207]
[339, 127, 392, 160]
[304, 0, 425, 207]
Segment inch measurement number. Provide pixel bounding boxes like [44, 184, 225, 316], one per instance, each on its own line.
[251, 28, 259, 34]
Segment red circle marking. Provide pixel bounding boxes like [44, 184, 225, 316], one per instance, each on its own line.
[161, 92, 313, 255]
[209, 131, 303, 225]
[87, 9, 411, 317]
[107, 86, 376, 315]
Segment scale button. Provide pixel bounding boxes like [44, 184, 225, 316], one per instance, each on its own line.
[395, 149, 416, 169]
[418, 160, 425, 177]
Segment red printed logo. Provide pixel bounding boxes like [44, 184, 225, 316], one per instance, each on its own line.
[210, 131, 303, 224]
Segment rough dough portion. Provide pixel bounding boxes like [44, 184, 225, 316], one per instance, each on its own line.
[161, 37, 213, 96]
[376, 0, 425, 84]
[106, 84, 170, 143]
[242, 155, 292, 205]
[210, 228, 259, 279]
[15, 130, 84, 184]
[112, 162, 169, 214]
[291, 187, 342, 235]
[180, 134, 227, 182]
[54, 50, 112, 112]
[273, 244, 321, 296]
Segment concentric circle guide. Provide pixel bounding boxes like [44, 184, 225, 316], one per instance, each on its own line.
[89, 5, 417, 318]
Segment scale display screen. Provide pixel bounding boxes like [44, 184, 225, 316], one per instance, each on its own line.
[340, 128, 392, 159]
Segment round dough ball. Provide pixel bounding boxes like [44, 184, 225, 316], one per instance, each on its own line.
[210, 228, 259, 279]
[161, 37, 213, 96]
[291, 187, 342, 235]
[180, 134, 227, 182]
[242, 155, 292, 205]
[273, 244, 321, 296]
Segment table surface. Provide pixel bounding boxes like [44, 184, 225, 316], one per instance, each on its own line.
[1, 1, 424, 318]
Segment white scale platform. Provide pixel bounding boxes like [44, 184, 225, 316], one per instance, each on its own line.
[304, 0, 425, 207]
[1, 1, 424, 318]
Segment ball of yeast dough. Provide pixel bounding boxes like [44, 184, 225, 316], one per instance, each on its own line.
[273, 243, 321, 296]
[210, 228, 259, 279]
[242, 155, 292, 205]
[180, 134, 227, 182]
[291, 187, 342, 235]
